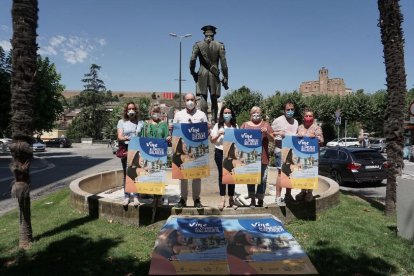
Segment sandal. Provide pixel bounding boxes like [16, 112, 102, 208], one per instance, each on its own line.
[229, 198, 238, 210]
[218, 199, 226, 211]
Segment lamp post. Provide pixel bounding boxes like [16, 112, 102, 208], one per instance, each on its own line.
[169, 33, 192, 109]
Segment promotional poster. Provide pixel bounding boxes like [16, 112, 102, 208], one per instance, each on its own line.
[125, 137, 168, 195]
[172, 122, 210, 179]
[222, 129, 262, 184]
[281, 135, 319, 190]
[149, 215, 317, 275]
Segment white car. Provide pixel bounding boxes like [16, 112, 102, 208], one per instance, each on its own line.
[32, 141, 46, 152]
[326, 137, 360, 147]
[0, 138, 12, 152]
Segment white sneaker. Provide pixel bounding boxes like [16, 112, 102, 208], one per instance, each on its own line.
[122, 198, 130, 206]
[276, 196, 286, 207]
[133, 197, 140, 207]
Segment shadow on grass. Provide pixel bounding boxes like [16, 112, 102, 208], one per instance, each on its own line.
[307, 243, 397, 275]
[0, 235, 150, 276]
[341, 190, 385, 212]
[34, 216, 97, 241]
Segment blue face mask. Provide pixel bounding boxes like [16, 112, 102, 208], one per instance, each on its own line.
[223, 114, 232, 121]
[286, 110, 294, 118]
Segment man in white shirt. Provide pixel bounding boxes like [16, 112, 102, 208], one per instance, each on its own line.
[173, 93, 208, 208]
[271, 101, 298, 206]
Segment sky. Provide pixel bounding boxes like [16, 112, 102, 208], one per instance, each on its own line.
[0, 0, 413, 98]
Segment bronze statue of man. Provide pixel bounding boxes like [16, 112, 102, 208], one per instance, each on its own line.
[190, 25, 229, 123]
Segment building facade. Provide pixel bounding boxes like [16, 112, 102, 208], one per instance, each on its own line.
[299, 67, 351, 97]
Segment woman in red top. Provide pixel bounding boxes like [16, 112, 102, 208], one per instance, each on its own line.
[296, 107, 324, 202]
[241, 106, 274, 207]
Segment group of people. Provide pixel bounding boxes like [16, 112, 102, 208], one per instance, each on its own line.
[117, 93, 324, 209]
[117, 102, 171, 207]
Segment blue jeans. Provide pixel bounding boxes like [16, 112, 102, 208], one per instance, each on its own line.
[247, 164, 268, 200]
[275, 150, 282, 169]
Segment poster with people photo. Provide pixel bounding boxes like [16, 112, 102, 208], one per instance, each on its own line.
[280, 135, 319, 189]
[171, 122, 210, 179]
[223, 215, 318, 275]
[125, 137, 168, 195]
[222, 129, 262, 184]
[149, 216, 229, 275]
[149, 215, 318, 275]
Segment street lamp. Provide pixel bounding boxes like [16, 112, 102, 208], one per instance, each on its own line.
[169, 33, 192, 109]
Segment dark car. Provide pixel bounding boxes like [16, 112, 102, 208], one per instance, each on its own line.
[45, 137, 72, 148]
[318, 147, 388, 185]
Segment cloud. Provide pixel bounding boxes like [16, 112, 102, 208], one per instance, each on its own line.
[0, 40, 11, 51]
[1, 25, 9, 32]
[37, 34, 106, 64]
[63, 48, 88, 64]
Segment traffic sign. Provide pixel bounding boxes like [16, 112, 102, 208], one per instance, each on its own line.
[335, 117, 341, 125]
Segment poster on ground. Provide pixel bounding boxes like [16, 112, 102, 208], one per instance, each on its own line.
[171, 122, 209, 179]
[222, 129, 262, 184]
[149, 216, 229, 275]
[125, 137, 168, 195]
[280, 135, 319, 190]
[149, 215, 318, 275]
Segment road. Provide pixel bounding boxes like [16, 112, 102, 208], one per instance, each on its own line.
[0, 143, 121, 216]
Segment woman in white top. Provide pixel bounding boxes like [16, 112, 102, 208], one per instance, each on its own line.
[210, 106, 238, 210]
[117, 102, 144, 207]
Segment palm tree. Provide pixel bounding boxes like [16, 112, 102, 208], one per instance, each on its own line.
[10, 0, 38, 248]
[377, 0, 407, 216]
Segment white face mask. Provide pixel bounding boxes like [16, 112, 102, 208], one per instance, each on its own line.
[186, 100, 195, 110]
[152, 113, 160, 120]
[252, 113, 262, 121]
[127, 110, 136, 117]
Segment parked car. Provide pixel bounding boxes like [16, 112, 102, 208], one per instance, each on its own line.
[0, 137, 12, 152]
[318, 147, 388, 185]
[45, 137, 72, 148]
[32, 141, 46, 152]
[369, 138, 386, 152]
[326, 137, 360, 147]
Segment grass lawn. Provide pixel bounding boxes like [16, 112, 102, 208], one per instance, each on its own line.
[0, 189, 413, 275]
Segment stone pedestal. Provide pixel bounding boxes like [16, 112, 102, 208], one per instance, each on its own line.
[397, 175, 414, 240]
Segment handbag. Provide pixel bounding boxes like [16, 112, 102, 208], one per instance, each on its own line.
[116, 143, 128, 158]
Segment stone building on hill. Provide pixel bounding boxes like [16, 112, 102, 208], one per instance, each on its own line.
[299, 67, 352, 97]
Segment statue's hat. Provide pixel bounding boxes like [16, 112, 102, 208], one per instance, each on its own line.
[201, 25, 217, 35]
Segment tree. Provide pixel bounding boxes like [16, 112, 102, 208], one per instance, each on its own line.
[0, 47, 65, 136]
[222, 86, 263, 125]
[33, 56, 65, 133]
[68, 64, 110, 140]
[378, 0, 407, 216]
[9, 0, 38, 249]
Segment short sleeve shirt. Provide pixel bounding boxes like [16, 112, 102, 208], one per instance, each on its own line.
[173, 109, 208, 124]
[210, 123, 238, 150]
[271, 115, 298, 150]
[117, 119, 144, 143]
[297, 124, 324, 144]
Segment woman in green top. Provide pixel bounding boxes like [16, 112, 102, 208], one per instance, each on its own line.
[140, 105, 170, 140]
[140, 105, 171, 208]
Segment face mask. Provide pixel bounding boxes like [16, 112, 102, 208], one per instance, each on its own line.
[152, 113, 160, 120]
[304, 117, 314, 126]
[286, 110, 294, 118]
[252, 113, 262, 121]
[223, 114, 232, 121]
[128, 110, 136, 117]
[186, 100, 195, 110]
